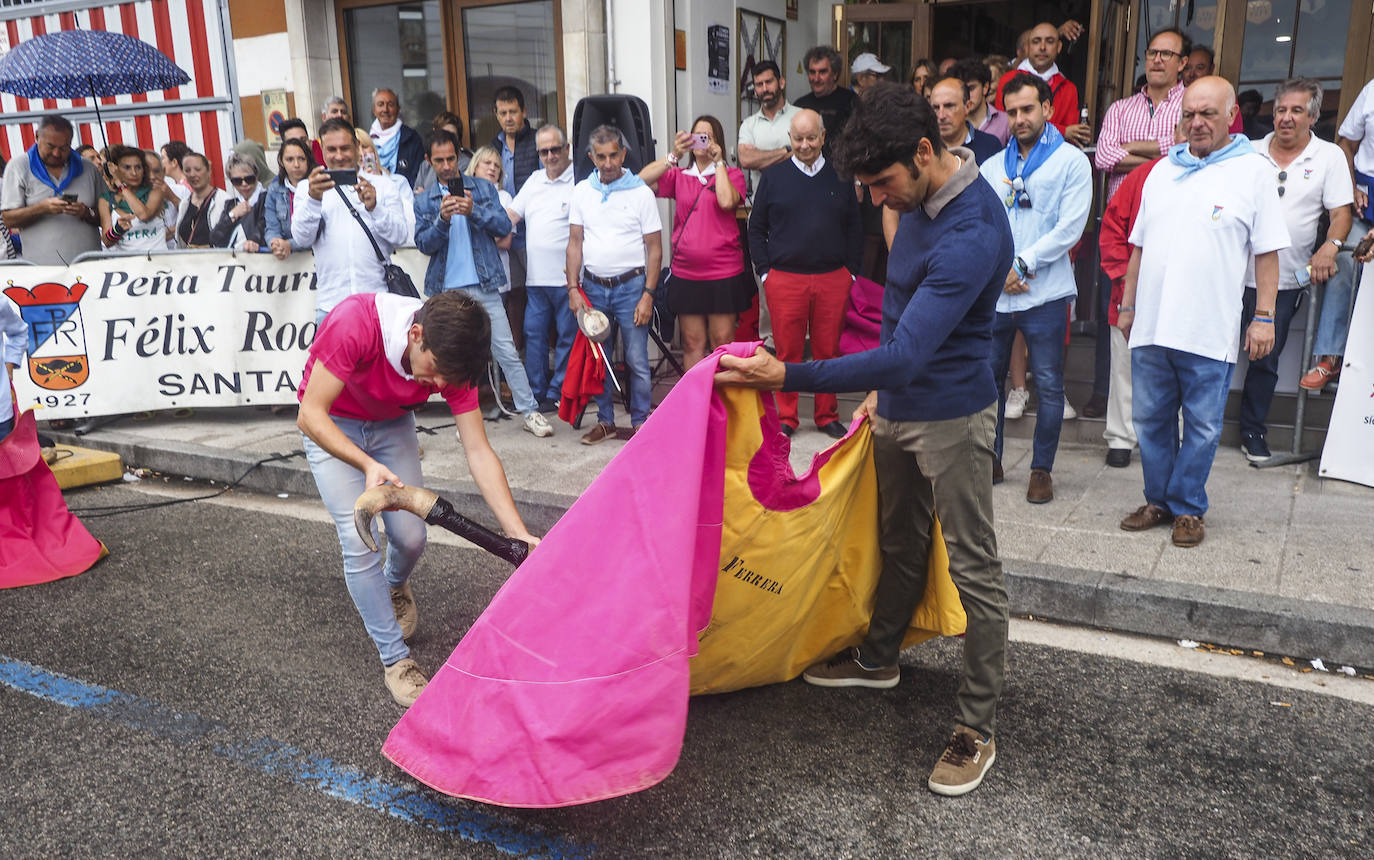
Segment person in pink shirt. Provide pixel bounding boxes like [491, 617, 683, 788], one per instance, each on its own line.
[639, 115, 750, 368]
[297, 290, 539, 707]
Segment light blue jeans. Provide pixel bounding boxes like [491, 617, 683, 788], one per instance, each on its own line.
[303, 413, 426, 666]
[460, 285, 538, 414]
[584, 273, 651, 427]
[1312, 217, 1370, 357]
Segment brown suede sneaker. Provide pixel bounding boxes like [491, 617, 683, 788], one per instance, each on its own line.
[383, 658, 429, 707]
[1120, 503, 1171, 531]
[580, 422, 616, 445]
[1026, 468, 1053, 504]
[390, 582, 417, 640]
[801, 647, 899, 689]
[1171, 514, 1206, 547]
[928, 725, 996, 796]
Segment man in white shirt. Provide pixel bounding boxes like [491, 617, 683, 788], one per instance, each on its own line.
[737, 61, 800, 201]
[509, 124, 577, 413]
[1238, 79, 1353, 462]
[1117, 77, 1289, 548]
[565, 125, 663, 443]
[292, 117, 409, 324]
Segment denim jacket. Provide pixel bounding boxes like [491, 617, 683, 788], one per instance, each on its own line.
[263, 177, 295, 247]
[414, 174, 513, 295]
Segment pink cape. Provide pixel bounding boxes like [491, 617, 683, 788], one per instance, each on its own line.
[0, 410, 106, 588]
[383, 343, 745, 807]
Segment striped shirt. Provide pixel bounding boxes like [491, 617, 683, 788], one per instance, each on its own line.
[1094, 83, 1185, 202]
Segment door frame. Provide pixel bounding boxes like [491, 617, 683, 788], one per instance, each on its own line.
[834, 1, 930, 88]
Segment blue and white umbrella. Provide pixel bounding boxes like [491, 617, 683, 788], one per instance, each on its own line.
[0, 28, 191, 149]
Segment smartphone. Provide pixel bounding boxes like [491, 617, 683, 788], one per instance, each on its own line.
[61, 193, 78, 203]
[689, 133, 710, 151]
[361, 151, 379, 174]
[325, 168, 357, 186]
[451, 171, 464, 194]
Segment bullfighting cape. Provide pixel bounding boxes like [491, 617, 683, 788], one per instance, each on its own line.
[0, 409, 107, 588]
[382, 342, 964, 807]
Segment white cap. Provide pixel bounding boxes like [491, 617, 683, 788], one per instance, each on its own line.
[851, 53, 891, 75]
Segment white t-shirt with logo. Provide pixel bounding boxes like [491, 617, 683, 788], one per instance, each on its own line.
[509, 164, 575, 286]
[568, 179, 662, 278]
[1129, 152, 1290, 363]
[1338, 77, 1374, 175]
[1245, 133, 1354, 290]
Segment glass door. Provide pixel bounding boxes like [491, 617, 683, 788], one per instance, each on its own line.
[458, 0, 561, 152]
[835, 2, 929, 89]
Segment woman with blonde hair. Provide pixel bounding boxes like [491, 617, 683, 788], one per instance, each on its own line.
[356, 129, 416, 244]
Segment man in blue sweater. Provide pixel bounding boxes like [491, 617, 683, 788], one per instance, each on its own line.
[718, 82, 1014, 797]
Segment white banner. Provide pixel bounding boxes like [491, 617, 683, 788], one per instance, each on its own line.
[3, 249, 431, 421]
[1319, 261, 1374, 488]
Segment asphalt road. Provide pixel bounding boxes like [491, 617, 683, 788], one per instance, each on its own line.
[1, 484, 1369, 858]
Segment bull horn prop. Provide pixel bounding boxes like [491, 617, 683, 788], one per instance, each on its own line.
[353, 485, 531, 566]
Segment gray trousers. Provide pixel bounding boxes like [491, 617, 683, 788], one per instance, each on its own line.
[859, 402, 1008, 738]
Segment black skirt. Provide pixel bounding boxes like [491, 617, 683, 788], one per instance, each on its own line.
[665, 270, 755, 316]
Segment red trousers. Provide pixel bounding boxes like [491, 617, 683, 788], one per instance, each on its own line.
[764, 266, 852, 428]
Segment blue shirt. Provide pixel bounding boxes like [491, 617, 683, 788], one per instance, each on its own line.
[978, 137, 1093, 313]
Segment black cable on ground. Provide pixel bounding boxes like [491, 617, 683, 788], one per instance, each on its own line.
[69, 451, 306, 519]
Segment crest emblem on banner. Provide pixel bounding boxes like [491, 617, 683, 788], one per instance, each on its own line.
[3, 280, 91, 390]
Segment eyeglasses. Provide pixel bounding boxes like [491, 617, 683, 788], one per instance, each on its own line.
[229, 175, 256, 186]
[1145, 49, 1182, 61]
[537, 145, 567, 157]
[1277, 170, 1287, 198]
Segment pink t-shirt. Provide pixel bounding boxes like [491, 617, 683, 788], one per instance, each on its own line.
[299, 293, 478, 421]
[656, 165, 746, 280]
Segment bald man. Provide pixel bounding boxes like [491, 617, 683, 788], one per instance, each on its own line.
[995, 22, 1090, 145]
[747, 108, 863, 437]
[1117, 77, 1289, 548]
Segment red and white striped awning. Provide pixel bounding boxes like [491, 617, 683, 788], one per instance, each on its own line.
[0, 0, 238, 183]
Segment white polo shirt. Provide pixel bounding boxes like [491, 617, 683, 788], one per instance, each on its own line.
[1337, 77, 1374, 175]
[509, 164, 575, 287]
[738, 101, 800, 196]
[1245, 133, 1353, 290]
[1129, 152, 1290, 363]
[568, 178, 662, 278]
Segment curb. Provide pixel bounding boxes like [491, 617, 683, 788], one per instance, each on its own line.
[52, 429, 1374, 671]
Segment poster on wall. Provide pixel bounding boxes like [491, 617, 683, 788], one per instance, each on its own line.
[736, 9, 786, 131]
[708, 25, 730, 95]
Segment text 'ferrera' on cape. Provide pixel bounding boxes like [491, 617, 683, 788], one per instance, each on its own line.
[381, 342, 965, 807]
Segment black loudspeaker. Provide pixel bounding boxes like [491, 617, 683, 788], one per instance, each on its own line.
[571, 94, 657, 182]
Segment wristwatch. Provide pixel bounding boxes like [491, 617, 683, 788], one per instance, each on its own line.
[1329, 238, 1344, 250]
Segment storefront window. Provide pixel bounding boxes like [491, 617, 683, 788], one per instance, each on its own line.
[1238, 0, 1351, 137]
[343, 1, 448, 137]
[462, 1, 558, 151]
[1135, 0, 1219, 75]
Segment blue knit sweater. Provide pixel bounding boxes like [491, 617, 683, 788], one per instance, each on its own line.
[785, 168, 1014, 422]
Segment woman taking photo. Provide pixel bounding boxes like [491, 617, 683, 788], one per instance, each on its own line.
[98, 145, 167, 252]
[466, 145, 516, 284]
[174, 153, 232, 248]
[211, 152, 268, 251]
[357, 129, 416, 245]
[638, 114, 747, 368]
[264, 137, 316, 259]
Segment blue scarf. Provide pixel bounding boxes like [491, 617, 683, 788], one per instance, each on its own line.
[442, 184, 480, 290]
[1001, 122, 1063, 208]
[373, 126, 401, 173]
[27, 144, 84, 195]
[588, 169, 645, 202]
[1168, 134, 1253, 180]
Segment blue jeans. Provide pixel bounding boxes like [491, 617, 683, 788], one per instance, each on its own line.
[1239, 287, 1302, 437]
[584, 273, 651, 427]
[461, 285, 537, 414]
[523, 284, 577, 402]
[0, 416, 12, 440]
[990, 296, 1069, 471]
[303, 414, 426, 666]
[1312, 219, 1369, 356]
[1131, 345, 1234, 518]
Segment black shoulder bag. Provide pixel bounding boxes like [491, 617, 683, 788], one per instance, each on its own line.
[334, 185, 419, 299]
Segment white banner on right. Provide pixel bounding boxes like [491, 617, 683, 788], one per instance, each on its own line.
[1319, 261, 1374, 488]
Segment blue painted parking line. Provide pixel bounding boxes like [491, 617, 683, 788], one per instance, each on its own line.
[0, 655, 591, 859]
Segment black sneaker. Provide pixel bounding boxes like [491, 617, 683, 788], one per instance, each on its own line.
[801, 647, 899, 689]
[1241, 432, 1271, 463]
[537, 398, 559, 414]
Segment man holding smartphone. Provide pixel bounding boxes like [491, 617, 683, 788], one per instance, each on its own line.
[292, 117, 409, 324]
[1, 115, 103, 264]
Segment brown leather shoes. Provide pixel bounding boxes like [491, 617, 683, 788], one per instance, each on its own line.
[580, 422, 616, 445]
[1171, 514, 1205, 547]
[1120, 503, 1171, 531]
[1026, 468, 1053, 504]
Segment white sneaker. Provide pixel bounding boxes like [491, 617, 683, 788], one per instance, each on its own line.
[523, 411, 553, 438]
[1004, 387, 1028, 420]
[383, 658, 429, 707]
[1063, 397, 1078, 420]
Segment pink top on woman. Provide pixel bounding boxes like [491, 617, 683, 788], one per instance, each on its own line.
[655, 163, 747, 280]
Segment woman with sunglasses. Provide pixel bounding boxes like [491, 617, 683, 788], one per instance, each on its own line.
[210, 151, 268, 251]
[97, 144, 167, 253]
[264, 138, 317, 260]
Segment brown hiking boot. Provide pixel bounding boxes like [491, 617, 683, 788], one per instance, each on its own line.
[1171, 515, 1206, 547]
[1120, 503, 1171, 531]
[928, 725, 997, 796]
[580, 422, 616, 445]
[1026, 469, 1053, 504]
[391, 582, 417, 640]
[383, 658, 429, 707]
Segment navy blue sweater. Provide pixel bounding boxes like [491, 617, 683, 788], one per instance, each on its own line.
[785, 167, 1014, 422]
[748, 159, 862, 276]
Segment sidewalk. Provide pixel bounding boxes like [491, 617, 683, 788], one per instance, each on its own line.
[46, 399, 1374, 670]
